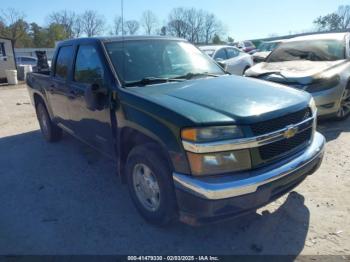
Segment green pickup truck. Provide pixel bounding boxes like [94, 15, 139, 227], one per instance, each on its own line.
[26, 36, 325, 225]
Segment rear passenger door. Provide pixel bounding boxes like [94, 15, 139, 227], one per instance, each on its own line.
[47, 45, 74, 128]
[68, 44, 115, 157]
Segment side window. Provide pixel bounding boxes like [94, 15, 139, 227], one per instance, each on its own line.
[0, 43, 6, 57]
[55, 46, 73, 79]
[74, 45, 104, 85]
[214, 48, 227, 60]
[226, 48, 239, 59]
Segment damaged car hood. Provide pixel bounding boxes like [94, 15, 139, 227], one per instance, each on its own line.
[246, 60, 347, 84]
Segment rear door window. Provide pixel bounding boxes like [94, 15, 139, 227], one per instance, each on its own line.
[226, 48, 240, 59]
[214, 48, 228, 60]
[55, 46, 73, 79]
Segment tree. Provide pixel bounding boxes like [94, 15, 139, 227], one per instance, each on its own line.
[227, 36, 234, 43]
[81, 10, 105, 37]
[212, 34, 222, 44]
[46, 23, 68, 47]
[141, 10, 158, 35]
[337, 5, 350, 29]
[314, 5, 350, 31]
[167, 7, 225, 44]
[125, 20, 139, 35]
[48, 10, 76, 38]
[167, 8, 189, 38]
[111, 15, 123, 35]
[0, 8, 29, 46]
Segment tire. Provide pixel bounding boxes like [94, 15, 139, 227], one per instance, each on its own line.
[334, 83, 350, 121]
[36, 102, 62, 142]
[126, 144, 177, 226]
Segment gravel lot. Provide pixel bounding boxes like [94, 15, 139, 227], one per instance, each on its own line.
[0, 84, 349, 255]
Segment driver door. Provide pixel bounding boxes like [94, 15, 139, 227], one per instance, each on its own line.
[67, 43, 115, 157]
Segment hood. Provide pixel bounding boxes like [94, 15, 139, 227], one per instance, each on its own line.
[246, 60, 346, 84]
[253, 51, 271, 59]
[131, 75, 310, 125]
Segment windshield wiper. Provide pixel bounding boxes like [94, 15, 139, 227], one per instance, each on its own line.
[174, 72, 220, 80]
[124, 77, 185, 87]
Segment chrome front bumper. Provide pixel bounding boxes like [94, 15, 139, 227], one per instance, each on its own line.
[173, 132, 325, 200]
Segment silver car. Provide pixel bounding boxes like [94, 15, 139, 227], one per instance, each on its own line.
[245, 33, 350, 120]
[199, 45, 254, 75]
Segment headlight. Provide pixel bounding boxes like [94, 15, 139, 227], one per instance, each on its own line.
[305, 75, 340, 93]
[187, 150, 251, 176]
[309, 97, 317, 115]
[181, 126, 243, 142]
[181, 126, 249, 176]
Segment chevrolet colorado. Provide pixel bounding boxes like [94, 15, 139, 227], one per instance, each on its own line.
[26, 36, 325, 225]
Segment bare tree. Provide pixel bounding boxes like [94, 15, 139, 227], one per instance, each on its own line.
[112, 15, 123, 35]
[337, 5, 350, 29]
[185, 8, 205, 43]
[81, 10, 105, 37]
[203, 13, 222, 44]
[141, 10, 158, 35]
[0, 8, 28, 46]
[48, 10, 76, 38]
[72, 16, 83, 38]
[125, 20, 139, 35]
[167, 8, 189, 38]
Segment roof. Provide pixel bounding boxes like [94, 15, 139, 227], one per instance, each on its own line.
[58, 35, 187, 45]
[199, 45, 238, 51]
[286, 32, 348, 42]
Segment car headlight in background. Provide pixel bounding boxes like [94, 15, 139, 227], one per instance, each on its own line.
[181, 125, 243, 142]
[186, 150, 251, 176]
[305, 75, 340, 93]
[181, 126, 250, 176]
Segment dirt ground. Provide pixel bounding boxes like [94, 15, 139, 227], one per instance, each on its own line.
[0, 84, 349, 256]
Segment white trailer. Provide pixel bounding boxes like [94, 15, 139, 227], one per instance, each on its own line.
[0, 38, 16, 81]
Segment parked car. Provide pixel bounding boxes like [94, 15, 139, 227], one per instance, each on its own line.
[252, 39, 285, 63]
[237, 40, 257, 53]
[15, 56, 38, 67]
[26, 36, 325, 226]
[245, 33, 350, 120]
[199, 45, 254, 75]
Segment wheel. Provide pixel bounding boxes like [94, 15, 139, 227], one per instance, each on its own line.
[335, 83, 350, 120]
[36, 102, 62, 142]
[126, 144, 177, 225]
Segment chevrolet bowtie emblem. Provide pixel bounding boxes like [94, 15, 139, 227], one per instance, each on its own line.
[284, 125, 298, 139]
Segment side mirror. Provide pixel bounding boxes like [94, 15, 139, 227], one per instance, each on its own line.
[84, 83, 108, 111]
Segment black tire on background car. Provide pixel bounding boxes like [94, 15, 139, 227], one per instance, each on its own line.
[335, 83, 350, 120]
[126, 144, 177, 225]
[36, 102, 62, 142]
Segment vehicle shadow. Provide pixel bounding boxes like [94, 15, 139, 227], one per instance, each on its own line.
[0, 130, 309, 256]
[317, 117, 350, 142]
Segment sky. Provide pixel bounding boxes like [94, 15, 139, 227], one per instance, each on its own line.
[2, 0, 349, 40]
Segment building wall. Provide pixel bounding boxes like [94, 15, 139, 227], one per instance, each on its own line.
[0, 38, 16, 79]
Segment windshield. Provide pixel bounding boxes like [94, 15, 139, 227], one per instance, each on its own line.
[202, 49, 215, 57]
[259, 42, 278, 52]
[267, 39, 345, 62]
[105, 40, 224, 84]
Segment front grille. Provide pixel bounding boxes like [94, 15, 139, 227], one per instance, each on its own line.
[251, 108, 312, 136]
[259, 128, 312, 161]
